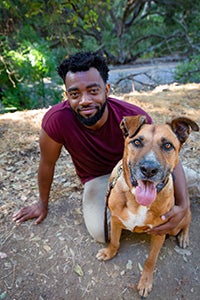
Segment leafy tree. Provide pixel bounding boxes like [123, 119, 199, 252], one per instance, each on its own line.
[175, 54, 200, 83]
[0, 0, 200, 110]
[1, 36, 62, 110]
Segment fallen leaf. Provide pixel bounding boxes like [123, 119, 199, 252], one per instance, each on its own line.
[0, 292, 7, 299]
[43, 244, 51, 252]
[69, 248, 75, 257]
[138, 262, 143, 273]
[126, 260, 133, 270]
[174, 246, 192, 256]
[30, 236, 41, 242]
[74, 264, 84, 276]
[0, 252, 7, 259]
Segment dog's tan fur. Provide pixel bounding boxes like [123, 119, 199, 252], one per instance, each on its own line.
[96, 115, 199, 298]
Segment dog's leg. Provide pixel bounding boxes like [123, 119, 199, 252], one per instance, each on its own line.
[178, 208, 191, 249]
[171, 208, 191, 249]
[176, 212, 191, 248]
[137, 234, 165, 298]
[96, 217, 122, 261]
[177, 225, 190, 249]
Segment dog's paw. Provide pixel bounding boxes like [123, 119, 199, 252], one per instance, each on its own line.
[137, 273, 153, 298]
[96, 248, 116, 261]
[177, 229, 189, 249]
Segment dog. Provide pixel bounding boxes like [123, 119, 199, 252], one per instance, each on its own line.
[96, 115, 199, 298]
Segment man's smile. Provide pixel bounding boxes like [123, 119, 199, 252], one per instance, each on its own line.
[78, 105, 98, 117]
[71, 100, 107, 127]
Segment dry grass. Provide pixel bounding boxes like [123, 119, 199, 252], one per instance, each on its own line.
[0, 83, 199, 300]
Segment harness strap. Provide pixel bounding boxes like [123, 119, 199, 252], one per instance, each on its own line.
[104, 165, 123, 243]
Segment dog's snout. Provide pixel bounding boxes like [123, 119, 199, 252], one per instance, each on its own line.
[140, 161, 159, 178]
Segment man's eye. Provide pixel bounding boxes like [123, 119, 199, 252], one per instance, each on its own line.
[90, 88, 99, 94]
[70, 92, 80, 99]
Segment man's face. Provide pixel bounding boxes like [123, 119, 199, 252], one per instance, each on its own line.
[65, 67, 110, 127]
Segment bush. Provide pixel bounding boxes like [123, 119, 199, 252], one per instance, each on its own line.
[175, 54, 200, 83]
[0, 39, 63, 112]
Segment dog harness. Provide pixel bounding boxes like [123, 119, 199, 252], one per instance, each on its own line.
[104, 164, 123, 243]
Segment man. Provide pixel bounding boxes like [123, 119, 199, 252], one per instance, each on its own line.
[13, 51, 189, 243]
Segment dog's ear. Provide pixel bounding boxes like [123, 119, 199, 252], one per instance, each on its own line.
[168, 117, 199, 144]
[120, 115, 147, 138]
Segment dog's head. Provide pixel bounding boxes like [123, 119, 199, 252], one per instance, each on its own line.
[120, 115, 199, 206]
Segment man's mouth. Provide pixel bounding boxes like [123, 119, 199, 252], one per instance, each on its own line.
[78, 106, 97, 117]
[71, 100, 107, 127]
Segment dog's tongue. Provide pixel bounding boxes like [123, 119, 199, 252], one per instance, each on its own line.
[135, 180, 157, 206]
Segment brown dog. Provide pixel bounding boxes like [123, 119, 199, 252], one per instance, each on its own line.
[96, 115, 199, 298]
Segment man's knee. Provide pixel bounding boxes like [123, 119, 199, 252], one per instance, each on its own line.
[82, 174, 111, 243]
[86, 223, 106, 243]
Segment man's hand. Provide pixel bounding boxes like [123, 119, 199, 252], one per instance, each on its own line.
[147, 205, 187, 235]
[12, 202, 48, 225]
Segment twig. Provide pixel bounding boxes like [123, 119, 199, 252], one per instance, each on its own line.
[3, 263, 16, 290]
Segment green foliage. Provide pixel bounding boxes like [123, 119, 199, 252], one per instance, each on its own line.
[1, 0, 200, 111]
[0, 37, 62, 111]
[175, 54, 200, 83]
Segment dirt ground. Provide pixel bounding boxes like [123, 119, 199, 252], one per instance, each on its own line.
[0, 83, 200, 300]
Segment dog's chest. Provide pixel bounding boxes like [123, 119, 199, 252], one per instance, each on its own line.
[118, 206, 151, 231]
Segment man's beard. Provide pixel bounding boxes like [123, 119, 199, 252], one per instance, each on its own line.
[71, 100, 107, 127]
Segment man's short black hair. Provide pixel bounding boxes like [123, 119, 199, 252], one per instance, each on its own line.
[57, 51, 109, 84]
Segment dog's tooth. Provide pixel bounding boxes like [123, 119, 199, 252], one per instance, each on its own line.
[131, 187, 136, 195]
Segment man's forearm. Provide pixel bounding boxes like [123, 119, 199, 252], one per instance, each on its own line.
[173, 161, 189, 209]
[38, 161, 55, 209]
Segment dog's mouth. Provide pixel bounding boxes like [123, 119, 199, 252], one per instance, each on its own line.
[134, 180, 157, 206]
[130, 177, 169, 206]
[129, 161, 170, 206]
[129, 159, 171, 206]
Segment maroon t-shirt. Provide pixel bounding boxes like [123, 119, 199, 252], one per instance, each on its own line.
[42, 97, 152, 184]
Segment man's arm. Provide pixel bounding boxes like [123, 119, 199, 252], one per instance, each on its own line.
[148, 161, 189, 235]
[12, 129, 62, 224]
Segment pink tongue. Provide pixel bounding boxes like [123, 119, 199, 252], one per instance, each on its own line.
[135, 180, 157, 206]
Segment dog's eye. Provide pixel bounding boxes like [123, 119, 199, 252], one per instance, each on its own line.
[132, 139, 143, 147]
[162, 142, 174, 151]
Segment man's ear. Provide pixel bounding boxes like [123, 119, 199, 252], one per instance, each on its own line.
[120, 115, 147, 138]
[105, 83, 111, 96]
[167, 117, 199, 144]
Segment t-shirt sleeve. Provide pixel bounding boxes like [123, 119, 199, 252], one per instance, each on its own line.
[42, 109, 64, 144]
[109, 97, 153, 125]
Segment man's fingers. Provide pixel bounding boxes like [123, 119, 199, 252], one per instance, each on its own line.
[12, 203, 47, 225]
[148, 216, 178, 235]
[160, 208, 174, 221]
[34, 215, 45, 225]
[12, 212, 24, 223]
[13, 207, 29, 218]
[13, 207, 37, 223]
[12, 210, 23, 220]
[13, 213, 30, 224]
[148, 225, 169, 235]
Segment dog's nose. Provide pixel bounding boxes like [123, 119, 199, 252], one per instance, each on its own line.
[140, 161, 159, 178]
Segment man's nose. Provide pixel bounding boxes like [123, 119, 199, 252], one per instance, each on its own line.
[79, 93, 92, 105]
